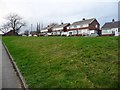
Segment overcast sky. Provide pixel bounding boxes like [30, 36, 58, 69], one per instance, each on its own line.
[0, 0, 119, 32]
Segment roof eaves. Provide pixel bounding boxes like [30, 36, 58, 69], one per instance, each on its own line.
[89, 18, 96, 24]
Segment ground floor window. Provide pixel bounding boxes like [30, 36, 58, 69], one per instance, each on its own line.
[112, 31, 115, 35]
[118, 28, 120, 32]
[69, 32, 72, 35]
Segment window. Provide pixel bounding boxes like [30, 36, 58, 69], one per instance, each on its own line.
[73, 30, 77, 34]
[118, 28, 120, 32]
[69, 32, 72, 35]
[112, 31, 115, 34]
[96, 25, 98, 28]
[74, 25, 77, 28]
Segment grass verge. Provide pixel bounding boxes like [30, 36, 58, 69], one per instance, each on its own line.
[3, 36, 119, 88]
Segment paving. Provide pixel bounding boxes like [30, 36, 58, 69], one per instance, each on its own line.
[1, 41, 21, 88]
[0, 38, 2, 90]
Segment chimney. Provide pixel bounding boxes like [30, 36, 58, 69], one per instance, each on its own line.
[83, 18, 85, 20]
[112, 19, 115, 22]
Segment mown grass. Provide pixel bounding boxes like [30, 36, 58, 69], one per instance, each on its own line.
[2, 36, 119, 88]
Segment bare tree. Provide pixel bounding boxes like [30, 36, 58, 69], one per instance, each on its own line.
[3, 13, 26, 35]
[0, 22, 11, 33]
[36, 23, 40, 34]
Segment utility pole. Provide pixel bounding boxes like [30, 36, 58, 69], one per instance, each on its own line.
[39, 22, 41, 33]
[31, 24, 33, 35]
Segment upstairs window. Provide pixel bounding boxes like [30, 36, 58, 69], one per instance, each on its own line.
[96, 25, 98, 28]
[74, 25, 77, 28]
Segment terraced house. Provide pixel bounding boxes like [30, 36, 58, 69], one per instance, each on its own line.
[67, 18, 100, 36]
[40, 18, 101, 36]
[52, 23, 70, 36]
[101, 19, 120, 36]
[40, 25, 54, 36]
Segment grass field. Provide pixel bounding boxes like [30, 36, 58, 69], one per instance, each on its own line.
[3, 36, 119, 88]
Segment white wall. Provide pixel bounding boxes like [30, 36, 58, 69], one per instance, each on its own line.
[47, 33, 52, 35]
[81, 29, 89, 35]
[61, 32, 68, 36]
[69, 24, 89, 29]
[52, 27, 63, 31]
[52, 31, 61, 35]
[102, 28, 119, 36]
[67, 30, 82, 35]
[41, 29, 48, 32]
[66, 29, 98, 36]
[102, 29, 112, 35]
[112, 28, 119, 36]
[68, 30, 74, 35]
[89, 30, 97, 34]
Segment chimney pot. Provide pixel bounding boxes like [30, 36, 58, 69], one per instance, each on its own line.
[112, 19, 115, 22]
[83, 18, 85, 20]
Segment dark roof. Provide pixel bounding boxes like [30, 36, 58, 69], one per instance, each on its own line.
[3, 30, 18, 36]
[70, 18, 96, 26]
[101, 21, 120, 29]
[52, 23, 70, 29]
[41, 25, 53, 30]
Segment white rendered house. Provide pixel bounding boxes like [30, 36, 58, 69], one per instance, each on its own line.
[101, 20, 120, 36]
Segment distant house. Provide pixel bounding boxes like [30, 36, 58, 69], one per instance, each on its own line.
[52, 23, 70, 36]
[3, 30, 18, 36]
[40, 25, 53, 36]
[67, 18, 100, 36]
[30, 31, 38, 36]
[101, 19, 120, 36]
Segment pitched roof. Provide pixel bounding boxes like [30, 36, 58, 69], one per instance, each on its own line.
[52, 23, 70, 29]
[3, 30, 18, 36]
[101, 21, 120, 29]
[41, 27, 48, 30]
[70, 18, 96, 26]
[41, 25, 54, 30]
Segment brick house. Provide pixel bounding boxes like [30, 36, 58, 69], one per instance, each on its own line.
[67, 18, 100, 36]
[40, 25, 54, 36]
[3, 30, 18, 36]
[52, 23, 70, 36]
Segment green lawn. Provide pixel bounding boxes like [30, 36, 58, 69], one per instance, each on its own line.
[3, 36, 119, 88]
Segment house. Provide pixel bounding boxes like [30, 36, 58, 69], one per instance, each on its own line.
[3, 30, 18, 36]
[52, 23, 70, 36]
[101, 19, 120, 36]
[40, 25, 53, 36]
[67, 18, 100, 36]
